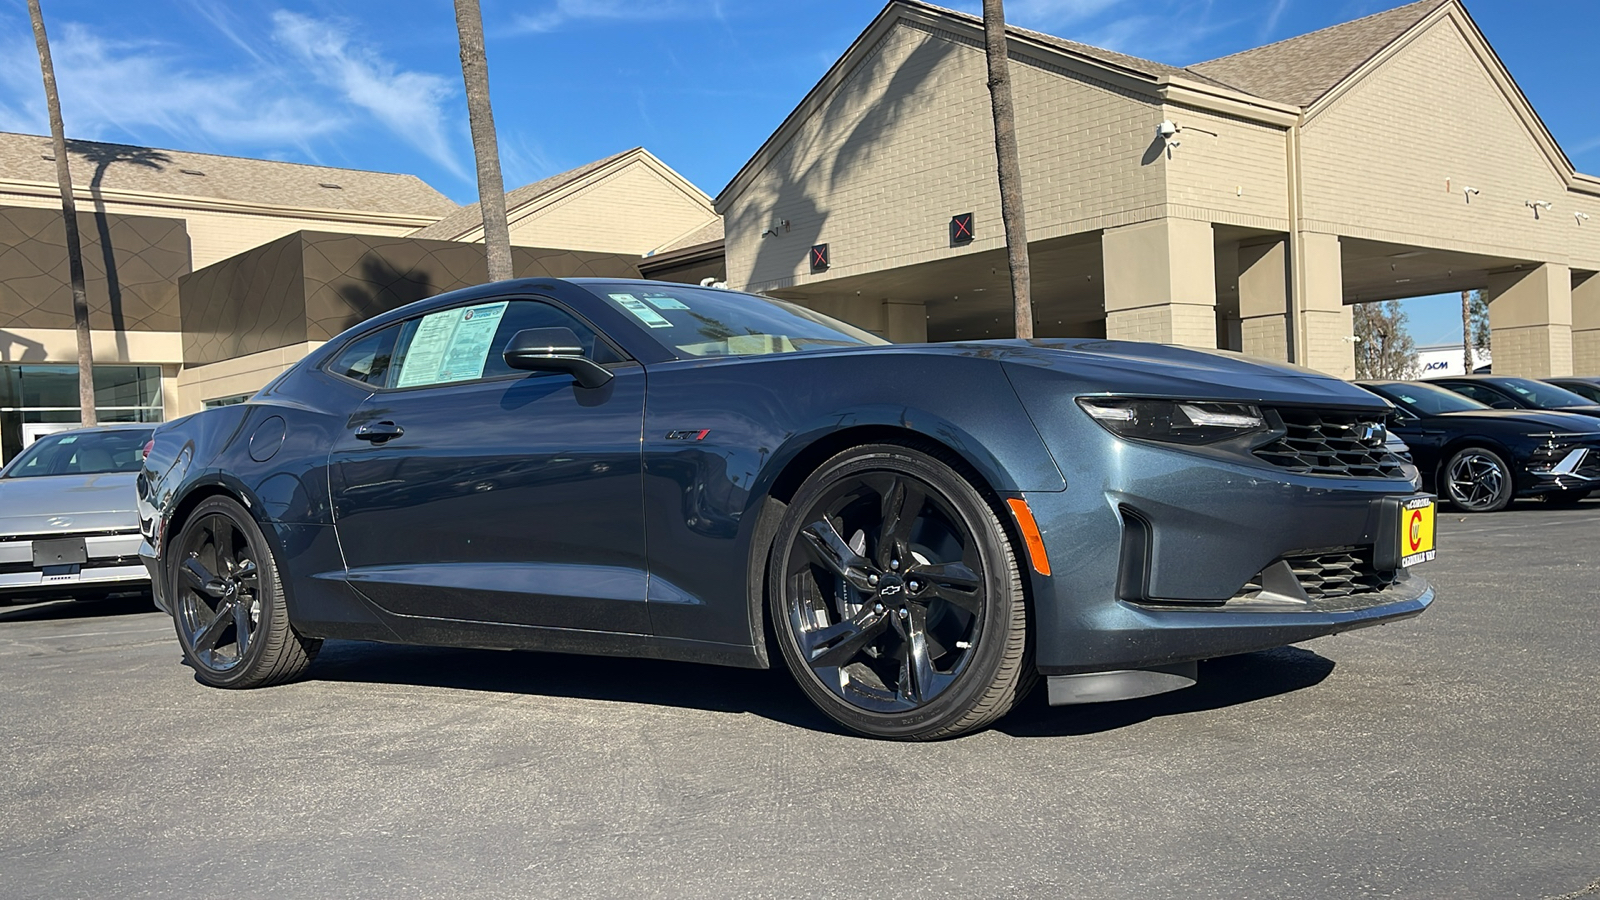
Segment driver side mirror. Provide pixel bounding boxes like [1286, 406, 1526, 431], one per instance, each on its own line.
[502, 327, 613, 389]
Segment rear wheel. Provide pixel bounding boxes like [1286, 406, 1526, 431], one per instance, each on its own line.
[1443, 447, 1513, 513]
[168, 497, 320, 688]
[767, 443, 1033, 740]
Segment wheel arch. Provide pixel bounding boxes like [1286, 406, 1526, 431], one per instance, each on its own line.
[742, 423, 1036, 670]
[163, 475, 304, 617]
[1435, 436, 1518, 488]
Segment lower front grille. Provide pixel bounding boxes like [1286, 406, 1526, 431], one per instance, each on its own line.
[1234, 546, 1396, 603]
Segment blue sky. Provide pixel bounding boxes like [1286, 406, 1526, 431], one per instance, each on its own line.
[2, 0, 1596, 344]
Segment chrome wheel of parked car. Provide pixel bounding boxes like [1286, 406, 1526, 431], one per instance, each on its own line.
[769, 444, 1032, 740]
[170, 496, 320, 688]
[1444, 447, 1513, 513]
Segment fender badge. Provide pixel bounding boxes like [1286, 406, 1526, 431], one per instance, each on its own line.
[666, 429, 711, 441]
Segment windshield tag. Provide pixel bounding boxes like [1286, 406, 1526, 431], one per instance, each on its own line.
[610, 294, 674, 328]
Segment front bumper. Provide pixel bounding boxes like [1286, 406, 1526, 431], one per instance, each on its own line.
[1019, 437, 1434, 675]
[0, 531, 149, 596]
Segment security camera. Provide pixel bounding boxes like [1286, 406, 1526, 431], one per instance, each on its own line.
[1462, 187, 1480, 195]
[1578, 212, 1592, 223]
[1156, 120, 1179, 139]
[1527, 200, 1553, 210]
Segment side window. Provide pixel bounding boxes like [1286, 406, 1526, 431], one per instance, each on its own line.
[479, 299, 623, 379]
[328, 325, 400, 386]
[1451, 384, 1500, 406]
[386, 298, 623, 390]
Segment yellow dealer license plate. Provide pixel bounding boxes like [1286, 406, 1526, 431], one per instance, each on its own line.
[1399, 497, 1437, 567]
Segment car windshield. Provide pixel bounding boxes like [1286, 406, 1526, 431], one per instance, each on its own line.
[1364, 381, 1490, 416]
[1489, 377, 1594, 409]
[1, 429, 152, 478]
[583, 283, 889, 359]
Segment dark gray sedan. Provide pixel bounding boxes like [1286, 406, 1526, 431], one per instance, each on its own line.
[138, 278, 1435, 740]
[0, 424, 153, 601]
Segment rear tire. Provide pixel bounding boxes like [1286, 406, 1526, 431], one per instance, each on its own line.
[767, 443, 1033, 740]
[168, 497, 320, 688]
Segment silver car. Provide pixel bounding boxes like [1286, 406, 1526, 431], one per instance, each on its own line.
[0, 424, 152, 601]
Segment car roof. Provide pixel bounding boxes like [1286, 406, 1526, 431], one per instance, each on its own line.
[36, 423, 154, 437]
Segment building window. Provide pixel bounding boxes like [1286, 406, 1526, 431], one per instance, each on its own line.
[0, 365, 164, 464]
[203, 394, 253, 408]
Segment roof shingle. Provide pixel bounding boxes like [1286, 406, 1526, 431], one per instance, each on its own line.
[0, 131, 455, 217]
[1188, 0, 1451, 108]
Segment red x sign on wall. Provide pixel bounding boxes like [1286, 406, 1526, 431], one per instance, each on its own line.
[810, 243, 829, 272]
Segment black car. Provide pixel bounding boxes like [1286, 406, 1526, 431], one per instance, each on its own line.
[1359, 380, 1600, 512]
[1544, 376, 1600, 405]
[1428, 375, 1600, 419]
[139, 279, 1435, 740]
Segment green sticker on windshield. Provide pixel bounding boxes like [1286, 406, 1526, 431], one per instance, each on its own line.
[609, 293, 673, 328]
[642, 293, 689, 310]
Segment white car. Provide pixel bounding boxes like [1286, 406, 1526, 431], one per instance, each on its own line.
[0, 424, 153, 601]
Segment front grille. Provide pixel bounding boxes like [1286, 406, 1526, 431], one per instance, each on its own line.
[1253, 408, 1406, 478]
[1235, 546, 1396, 602]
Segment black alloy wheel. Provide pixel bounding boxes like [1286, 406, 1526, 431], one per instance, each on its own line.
[169, 496, 320, 688]
[1443, 447, 1514, 513]
[768, 443, 1032, 740]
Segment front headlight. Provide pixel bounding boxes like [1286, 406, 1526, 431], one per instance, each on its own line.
[1076, 398, 1268, 445]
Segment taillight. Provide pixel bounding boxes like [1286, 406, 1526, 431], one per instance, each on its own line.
[142, 440, 154, 460]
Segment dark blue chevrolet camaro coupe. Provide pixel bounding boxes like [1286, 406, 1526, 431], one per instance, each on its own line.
[138, 278, 1435, 739]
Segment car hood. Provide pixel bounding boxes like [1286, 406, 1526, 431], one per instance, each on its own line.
[1431, 409, 1600, 433]
[971, 339, 1388, 410]
[0, 473, 140, 537]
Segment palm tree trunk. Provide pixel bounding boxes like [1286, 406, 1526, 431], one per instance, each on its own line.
[982, 0, 1033, 339]
[452, 0, 513, 283]
[28, 0, 95, 426]
[1461, 290, 1472, 374]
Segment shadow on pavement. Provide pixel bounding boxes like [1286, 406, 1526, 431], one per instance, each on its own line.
[308, 640, 847, 734]
[306, 640, 1334, 738]
[0, 592, 157, 623]
[996, 646, 1335, 738]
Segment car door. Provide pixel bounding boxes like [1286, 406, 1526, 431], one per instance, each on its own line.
[328, 295, 650, 633]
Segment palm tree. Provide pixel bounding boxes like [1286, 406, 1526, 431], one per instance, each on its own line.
[27, 0, 95, 425]
[452, 0, 513, 283]
[982, 0, 1033, 339]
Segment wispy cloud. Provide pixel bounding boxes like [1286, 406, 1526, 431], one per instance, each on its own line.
[1259, 0, 1292, 42]
[509, 0, 716, 34]
[0, 9, 467, 182]
[271, 11, 466, 179]
[1573, 134, 1600, 156]
[0, 21, 339, 148]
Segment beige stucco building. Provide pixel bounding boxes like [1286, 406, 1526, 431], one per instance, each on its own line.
[716, 0, 1600, 379]
[0, 135, 718, 460]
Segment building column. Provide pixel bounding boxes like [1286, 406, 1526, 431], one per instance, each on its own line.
[1488, 263, 1573, 378]
[1237, 238, 1289, 362]
[1572, 272, 1600, 375]
[883, 299, 928, 343]
[1101, 218, 1216, 347]
[1295, 232, 1354, 379]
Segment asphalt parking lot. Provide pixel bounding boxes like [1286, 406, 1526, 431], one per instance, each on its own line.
[3, 503, 1598, 900]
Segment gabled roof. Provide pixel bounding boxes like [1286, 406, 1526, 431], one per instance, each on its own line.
[410, 149, 635, 241]
[0, 131, 455, 217]
[1189, 0, 1451, 109]
[652, 217, 723, 256]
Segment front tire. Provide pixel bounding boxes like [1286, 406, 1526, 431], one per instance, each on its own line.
[1443, 447, 1514, 513]
[168, 497, 320, 688]
[767, 443, 1033, 740]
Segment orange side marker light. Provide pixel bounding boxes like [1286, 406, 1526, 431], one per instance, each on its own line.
[1006, 498, 1052, 576]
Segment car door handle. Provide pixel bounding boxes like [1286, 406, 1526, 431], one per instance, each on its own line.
[354, 421, 404, 443]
